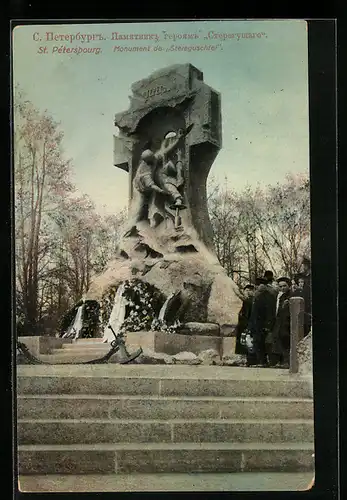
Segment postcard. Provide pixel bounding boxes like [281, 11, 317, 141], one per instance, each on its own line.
[12, 19, 317, 493]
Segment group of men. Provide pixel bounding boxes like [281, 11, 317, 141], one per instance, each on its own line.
[235, 258, 312, 368]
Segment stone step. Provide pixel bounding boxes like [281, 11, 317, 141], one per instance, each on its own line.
[31, 354, 112, 364]
[45, 342, 111, 354]
[16, 363, 308, 379]
[18, 442, 315, 474]
[51, 349, 110, 356]
[70, 338, 103, 343]
[17, 374, 312, 398]
[24, 341, 141, 364]
[17, 394, 314, 420]
[60, 344, 109, 350]
[59, 339, 103, 344]
[50, 347, 110, 355]
[18, 336, 72, 355]
[17, 418, 314, 445]
[73, 338, 104, 342]
[18, 471, 315, 492]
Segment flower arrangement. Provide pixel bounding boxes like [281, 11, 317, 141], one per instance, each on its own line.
[79, 301, 100, 338]
[100, 284, 118, 330]
[151, 318, 181, 335]
[99, 279, 183, 336]
[58, 299, 100, 338]
[118, 279, 164, 334]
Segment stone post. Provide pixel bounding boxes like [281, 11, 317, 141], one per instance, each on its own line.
[289, 296, 305, 373]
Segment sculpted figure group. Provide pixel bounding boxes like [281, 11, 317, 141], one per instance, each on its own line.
[130, 125, 193, 230]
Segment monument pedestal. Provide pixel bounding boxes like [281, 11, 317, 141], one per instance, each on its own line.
[125, 331, 236, 359]
[125, 331, 223, 358]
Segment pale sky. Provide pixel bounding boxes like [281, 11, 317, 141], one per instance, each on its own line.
[12, 20, 309, 216]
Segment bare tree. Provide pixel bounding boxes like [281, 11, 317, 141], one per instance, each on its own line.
[208, 174, 310, 285]
[262, 173, 311, 276]
[14, 88, 74, 334]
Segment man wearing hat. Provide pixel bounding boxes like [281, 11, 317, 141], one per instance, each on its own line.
[292, 273, 305, 297]
[267, 276, 292, 367]
[263, 270, 279, 292]
[235, 284, 255, 357]
[247, 275, 277, 366]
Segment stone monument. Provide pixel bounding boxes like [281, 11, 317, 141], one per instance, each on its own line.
[86, 64, 242, 344]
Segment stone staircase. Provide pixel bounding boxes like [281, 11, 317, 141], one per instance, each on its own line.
[17, 364, 315, 475]
[20, 336, 233, 364]
[29, 338, 113, 364]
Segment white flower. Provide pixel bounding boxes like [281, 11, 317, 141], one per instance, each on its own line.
[142, 310, 147, 315]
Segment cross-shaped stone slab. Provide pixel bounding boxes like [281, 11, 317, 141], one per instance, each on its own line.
[113, 63, 222, 251]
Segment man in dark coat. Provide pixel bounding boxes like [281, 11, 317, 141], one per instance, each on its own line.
[292, 273, 305, 297]
[267, 277, 292, 367]
[263, 270, 281, 295]
[235, 284, 255, 356]
[248, 276, 277, 366]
